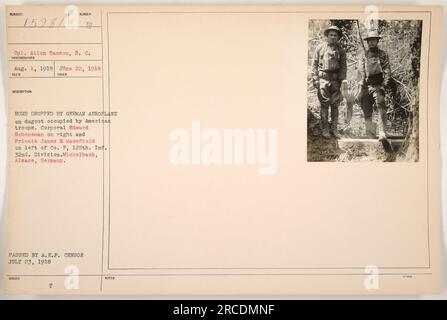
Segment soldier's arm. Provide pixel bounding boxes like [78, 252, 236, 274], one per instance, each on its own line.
[311, 45, 321, 83]
[338, 48, 347, 81]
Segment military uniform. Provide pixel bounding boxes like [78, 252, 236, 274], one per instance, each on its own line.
[358, 31, 391, 140]
[311, 26, 347, 139]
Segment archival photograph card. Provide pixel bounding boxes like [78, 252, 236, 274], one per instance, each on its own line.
[3, 5, 443, 295]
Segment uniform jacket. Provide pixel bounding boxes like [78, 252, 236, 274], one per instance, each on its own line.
[358, 47, 391, 85]
[311, 42, 347, 81]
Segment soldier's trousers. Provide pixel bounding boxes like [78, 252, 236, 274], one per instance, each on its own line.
[359, 84, 386, 119]
[359, 84, 388, 138]
[317, 78, 342, 132]
[317, 78, 342, 109]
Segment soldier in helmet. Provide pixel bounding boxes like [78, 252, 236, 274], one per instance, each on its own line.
[358, 30, 391, 141]
[311, 25, 347, 139]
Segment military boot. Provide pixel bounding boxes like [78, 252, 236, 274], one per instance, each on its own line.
[330, 106, 341, 139]
[320, 106, 331, 139]
[364, 118, 376, 138]
[377, 107, 388, 141]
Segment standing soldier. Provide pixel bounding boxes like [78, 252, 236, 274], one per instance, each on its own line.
[358, 30, 391, 141]
[311, 25, 347, 139]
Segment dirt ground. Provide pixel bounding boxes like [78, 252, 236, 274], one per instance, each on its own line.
[307, 96, 407, 162]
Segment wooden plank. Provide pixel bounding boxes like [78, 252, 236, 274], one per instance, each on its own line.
[339, 138, 405, 143]
[338, 138, 404, 153]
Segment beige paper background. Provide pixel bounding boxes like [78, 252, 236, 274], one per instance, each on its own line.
[3, 5, 443, 295]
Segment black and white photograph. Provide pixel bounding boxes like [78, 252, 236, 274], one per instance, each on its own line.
[1, 3, 445, 299]
[307, 19, 423, 162]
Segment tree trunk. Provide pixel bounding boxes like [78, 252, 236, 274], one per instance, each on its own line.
[397, 91, 419, 161]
